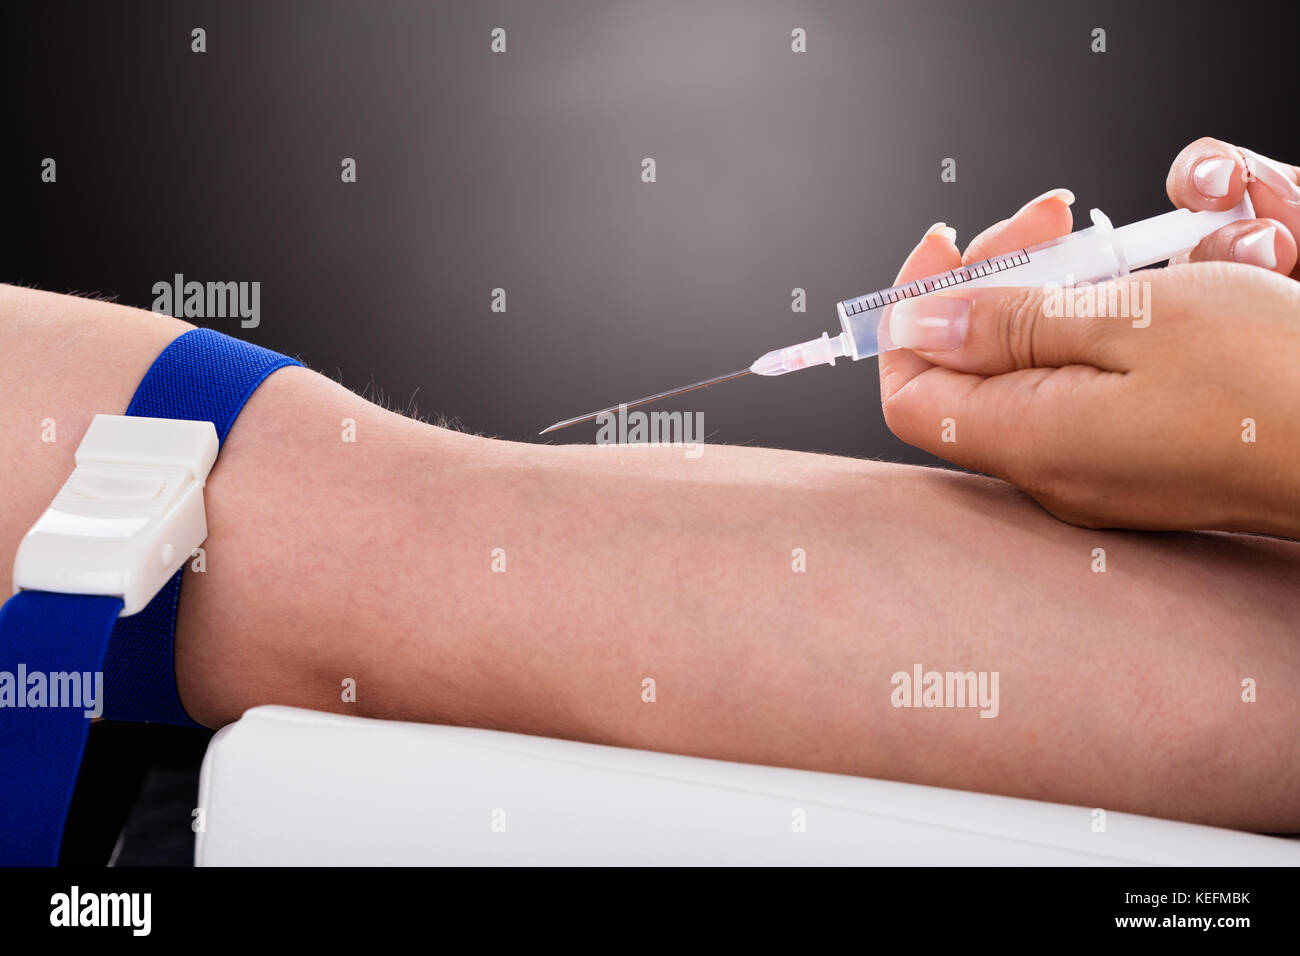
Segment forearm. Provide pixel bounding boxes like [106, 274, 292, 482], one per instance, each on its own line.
[190, 371, 1300, 828]
[408, 437, 1300, 829]
[4, 284, 1298, 832]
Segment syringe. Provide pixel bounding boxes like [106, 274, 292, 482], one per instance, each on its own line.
[540, 197, 1254, 435]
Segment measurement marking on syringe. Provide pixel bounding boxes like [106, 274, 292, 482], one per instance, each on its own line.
[841, 249, 1031, 315]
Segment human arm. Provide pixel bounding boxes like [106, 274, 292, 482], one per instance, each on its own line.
[3, 282, 1298, 831]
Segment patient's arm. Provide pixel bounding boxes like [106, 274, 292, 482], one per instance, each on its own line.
[2, 283, 1297, 832]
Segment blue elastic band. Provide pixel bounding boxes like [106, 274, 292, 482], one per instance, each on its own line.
[0, 593, 123, 865]
[107, 329, 301, 725]
[0, 328, 300, 865]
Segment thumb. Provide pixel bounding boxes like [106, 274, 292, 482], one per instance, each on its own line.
[884, 281, 1140, 375]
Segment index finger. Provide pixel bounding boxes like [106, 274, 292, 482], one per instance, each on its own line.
[878, 190, 1075, 403]
[877, 223, 963, 405]
[1166, 137, 1249, 212]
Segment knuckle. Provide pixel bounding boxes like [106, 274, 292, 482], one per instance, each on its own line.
[997, 410, 1077, 505]
[996, 287, 1044, 368]
[1001, 444, 1058, 503]
[879, 388, 917, 441]
[1036, 471, 1115, 528]
[1012, 459, 1091, 524]
[880, 385, 958, 459]
[1009, 430, 1115, 528]
[1038, 495, 1106, 529]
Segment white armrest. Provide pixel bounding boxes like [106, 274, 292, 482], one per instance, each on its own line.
[195, 705, 1300, 866]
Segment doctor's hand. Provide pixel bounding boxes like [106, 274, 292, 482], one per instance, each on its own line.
[879, 194, 1300, 539]
[1164, 138, 1300, 279]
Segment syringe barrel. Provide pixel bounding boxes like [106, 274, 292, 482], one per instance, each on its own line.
[835, 197, 1254, 360]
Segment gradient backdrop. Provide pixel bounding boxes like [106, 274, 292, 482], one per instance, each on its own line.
[3, 0, 1299, 862]
[8, 0, 1299, 463]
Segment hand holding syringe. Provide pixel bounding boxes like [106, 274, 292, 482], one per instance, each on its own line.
[542, 170, 1263, 434]
[874, 139, 1300, 537]
[542, 137, 1300, 537]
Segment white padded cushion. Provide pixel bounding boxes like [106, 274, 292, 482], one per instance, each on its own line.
[196, 705, 1300, 866]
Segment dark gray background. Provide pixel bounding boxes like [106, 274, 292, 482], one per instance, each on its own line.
[6, 0, 1299, 462]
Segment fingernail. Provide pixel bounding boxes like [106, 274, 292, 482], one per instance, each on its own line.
[923, 222, 957, 243]
[888, 295, 970, 351]
[1016, 188, 1075, 215]
[1192, 157, 1235, 198]
[1241, 149, 1300, 205]
[1233, 225, 1277, 269]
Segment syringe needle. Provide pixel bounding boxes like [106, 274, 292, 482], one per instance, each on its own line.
[539, 368, 752, 435]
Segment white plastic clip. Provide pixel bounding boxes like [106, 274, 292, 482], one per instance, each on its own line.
[13, 414, 219, 616]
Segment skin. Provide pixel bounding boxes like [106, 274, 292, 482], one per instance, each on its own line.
[881, 140, 1300, 536]
[2, 140, 1298, 832]
[1167, 137, 1299, 278]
